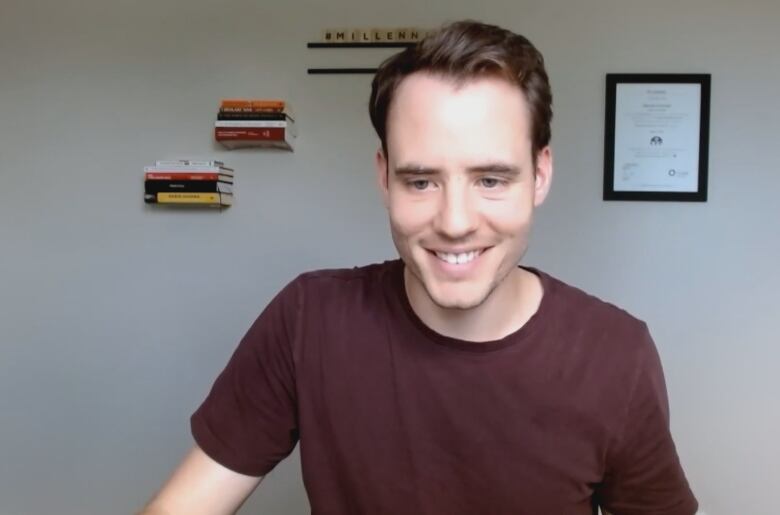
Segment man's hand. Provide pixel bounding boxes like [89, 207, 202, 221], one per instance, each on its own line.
[138, 445, 264, 515]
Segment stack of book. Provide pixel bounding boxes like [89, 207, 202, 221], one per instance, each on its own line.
[144, 160, 234, 207]
[215, 99, 296, 150]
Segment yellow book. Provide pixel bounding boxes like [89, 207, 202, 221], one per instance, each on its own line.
[152, 192, 233, 206]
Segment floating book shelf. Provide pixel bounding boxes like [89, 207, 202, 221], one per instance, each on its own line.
[307, 42, 415, 48]
[144, 160, 234, 209]
[308, 68, 378, 74]
[215, 99, 295, 151]
[307, 41, 414, 75]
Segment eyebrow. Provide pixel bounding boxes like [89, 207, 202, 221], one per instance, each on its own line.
[394, 163, 522, 177]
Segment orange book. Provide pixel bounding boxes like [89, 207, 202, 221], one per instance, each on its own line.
[220, 99, 286, 110]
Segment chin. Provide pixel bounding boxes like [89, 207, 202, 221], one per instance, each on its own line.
[430, 293, 489, 311]
[424, 280, 495, 311]
[413, 259, 498, 311]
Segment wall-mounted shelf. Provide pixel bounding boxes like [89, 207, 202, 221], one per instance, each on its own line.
[215, 100, 295, 150]
[308, 68, 378, 74]
[144, 161, 234, 208]
[306, 41, 414, 75]
[307, 42, 415, 48]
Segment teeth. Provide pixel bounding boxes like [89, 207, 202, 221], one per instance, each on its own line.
[435, 250, 481, 265]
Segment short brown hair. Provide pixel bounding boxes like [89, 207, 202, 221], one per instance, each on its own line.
[369, 20, 552, 161]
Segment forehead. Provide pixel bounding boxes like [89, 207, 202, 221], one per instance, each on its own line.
[386, 73, 532, 163]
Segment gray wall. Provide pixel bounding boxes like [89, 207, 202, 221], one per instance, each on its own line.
[1, 1, 777, 514]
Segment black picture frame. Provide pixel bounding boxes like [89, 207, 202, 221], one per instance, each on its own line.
[603, 73, 711, 202]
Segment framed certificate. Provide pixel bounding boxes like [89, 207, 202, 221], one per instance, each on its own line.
[603, 74, 711, 201]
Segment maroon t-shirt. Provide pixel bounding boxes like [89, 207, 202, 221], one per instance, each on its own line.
[191, 260, 697, 514]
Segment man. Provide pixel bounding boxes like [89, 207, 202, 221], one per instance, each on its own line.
[140, 20, 697, 515]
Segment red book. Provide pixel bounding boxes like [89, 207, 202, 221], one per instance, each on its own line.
[145, 172, 232, 182]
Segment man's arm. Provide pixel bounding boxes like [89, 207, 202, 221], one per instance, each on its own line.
[138, 445, 264, 515]
[597, 325, 697, 514]
[141, 278, 302, 514]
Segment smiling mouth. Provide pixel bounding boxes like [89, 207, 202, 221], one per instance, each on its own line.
[428, 248, 489, 265]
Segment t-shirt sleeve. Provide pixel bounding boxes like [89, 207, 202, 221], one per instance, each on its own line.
[190, 277, 302, 477]
[598, 325, 698, 515]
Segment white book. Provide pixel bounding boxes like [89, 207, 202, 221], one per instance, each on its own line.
[144, 165, 234, 174]
[214, 120, 291, 128]
[156, 160, 225, 167]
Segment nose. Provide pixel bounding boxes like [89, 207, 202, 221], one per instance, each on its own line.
[433, 181, 479, 240]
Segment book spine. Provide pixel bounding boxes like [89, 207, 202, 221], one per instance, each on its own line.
[214, 120, 289, 128]
[220, 99, 285, 110]
[155, 160, 224, 167]
[145, 172, 232, 182]
[214, 127, 287, 140]
[217, 112, 289, 121]
[144, 180, 233, 194]
[218, 139, 293, 150]
[145, 192, 232, 205]
[144, 165, 234, 173]
[219, 107, 286, 114]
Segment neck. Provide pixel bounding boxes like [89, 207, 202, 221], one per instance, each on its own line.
[404, 266, 543, 343]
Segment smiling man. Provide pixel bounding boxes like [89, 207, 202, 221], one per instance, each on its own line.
[140, 20, 698, 515]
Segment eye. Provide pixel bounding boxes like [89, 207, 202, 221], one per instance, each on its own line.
[410, 179, 430, 190]
[479, 177, 503, 188]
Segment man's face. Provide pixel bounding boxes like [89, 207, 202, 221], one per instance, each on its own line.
[376, 72, 552, 311]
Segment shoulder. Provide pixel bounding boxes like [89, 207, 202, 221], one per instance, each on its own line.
[297, 259, 397, 284]
[535, 269, 643, 324]
[249, 260, 398, 324]
[532, 268, 656, 362]
[289, 259, 400, 308]
[530, 270, 671, 439]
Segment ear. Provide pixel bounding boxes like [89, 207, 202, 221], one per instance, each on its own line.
[533, 146, 553, 207]
[375, 147, 390, 208]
